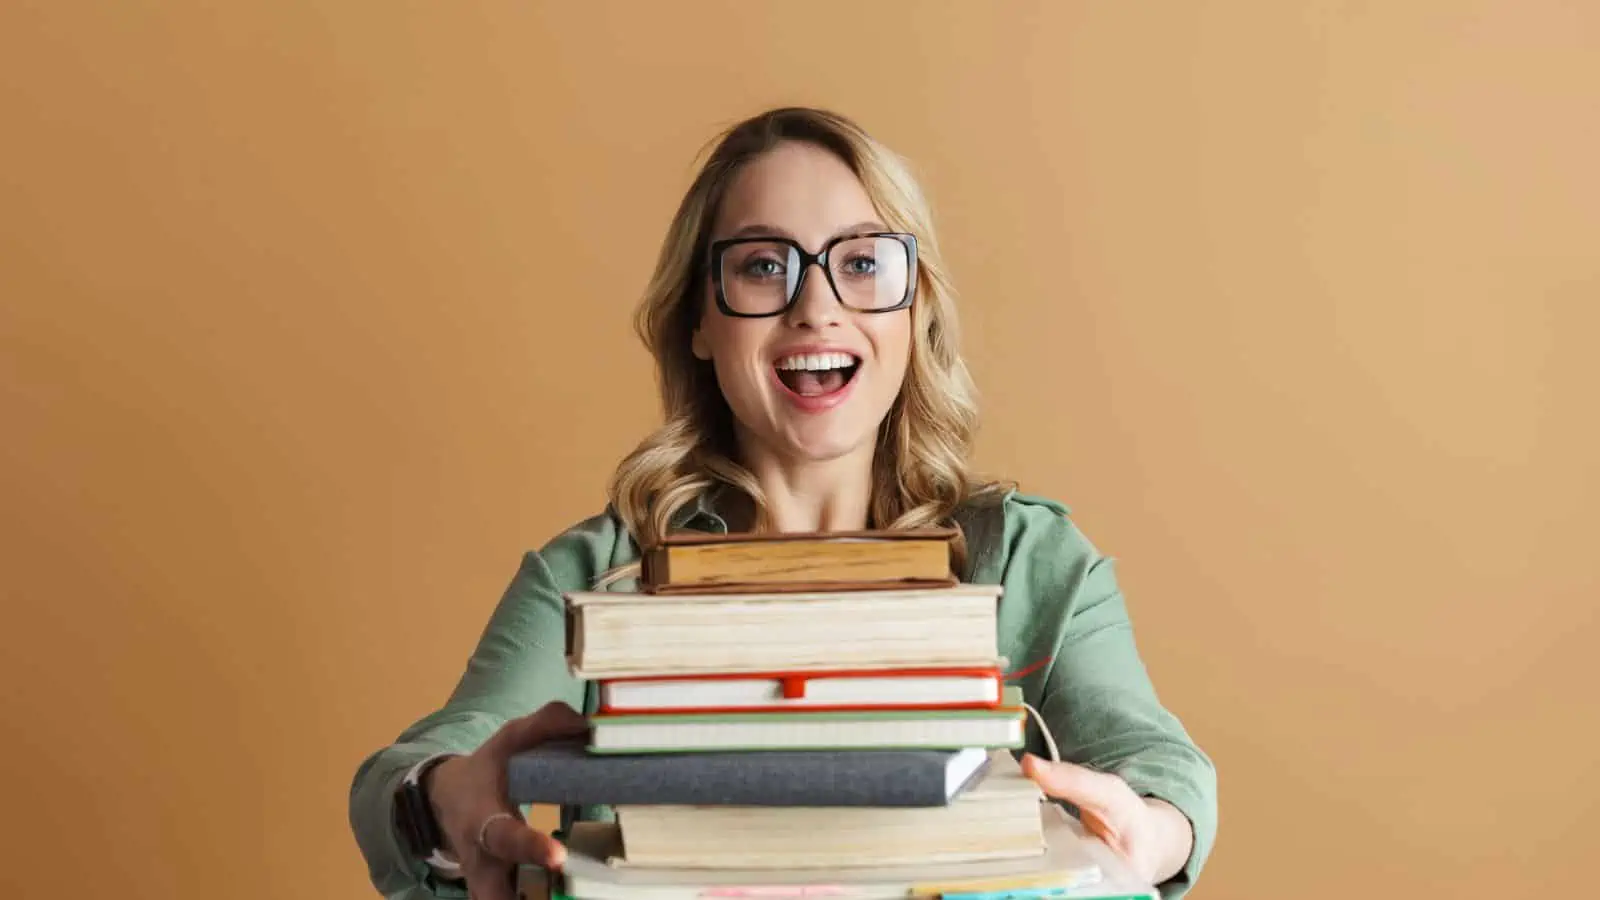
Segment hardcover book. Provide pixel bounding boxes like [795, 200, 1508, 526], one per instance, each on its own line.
[587, 686, 1027, 754]
[565, 584, 1003, 679]
[518, 799, 1157, 900]
[597, 666, 1005, 714]
[505, 740, 990, 808]
[612, 750, 1045, 869]
[640, 527, 959, 593]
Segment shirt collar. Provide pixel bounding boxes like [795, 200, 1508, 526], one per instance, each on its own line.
[666, 484, 731, 535]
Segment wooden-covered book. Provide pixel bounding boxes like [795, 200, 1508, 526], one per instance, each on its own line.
[639, 527, 959, 593]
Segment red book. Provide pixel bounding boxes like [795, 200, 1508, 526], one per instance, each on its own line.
[597, 666, 1006, 715]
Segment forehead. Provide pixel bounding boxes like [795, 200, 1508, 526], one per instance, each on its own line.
[712, 141, 880, 244]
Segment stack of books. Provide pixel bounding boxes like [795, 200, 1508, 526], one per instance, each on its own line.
[506, 528, 1158, 900]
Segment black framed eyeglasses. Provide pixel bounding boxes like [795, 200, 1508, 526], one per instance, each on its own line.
[709, 232, 918, 318]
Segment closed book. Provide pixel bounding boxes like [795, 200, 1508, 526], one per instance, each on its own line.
[588, 687, 1026, 754]
[565, 584, 1003, 679]
[525, 803, 1143, 900]
[598, 667, 1005, 714]
[505, 740, 990, 807]
[641, 527, 958, 594]
[614, 750, 1044, 870]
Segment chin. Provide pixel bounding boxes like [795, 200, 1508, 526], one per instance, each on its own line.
[774, 421, 877, 463]
[786, 439, 866, 464]
[729, 386, 891, 466]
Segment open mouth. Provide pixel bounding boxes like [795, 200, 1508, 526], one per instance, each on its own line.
[774, 351, 861, 397]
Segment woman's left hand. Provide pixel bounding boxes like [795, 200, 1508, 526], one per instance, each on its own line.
[1020, 753, 1195, 886]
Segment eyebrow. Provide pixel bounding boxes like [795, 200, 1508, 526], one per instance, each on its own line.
[726, 220, 887, 241]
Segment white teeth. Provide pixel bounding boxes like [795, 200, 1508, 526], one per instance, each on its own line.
[775, 352, 857, 372]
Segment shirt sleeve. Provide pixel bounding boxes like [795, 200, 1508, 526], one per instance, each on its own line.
[1002, 501, 1219, 899]
[347, 514, 616, 899]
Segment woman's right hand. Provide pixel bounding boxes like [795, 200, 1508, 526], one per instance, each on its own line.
[423, 701, 590, 900]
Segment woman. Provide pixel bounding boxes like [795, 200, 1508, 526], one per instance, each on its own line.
[349, 107, 1218, 900]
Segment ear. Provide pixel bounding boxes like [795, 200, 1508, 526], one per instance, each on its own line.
[690, 327, 712, 361]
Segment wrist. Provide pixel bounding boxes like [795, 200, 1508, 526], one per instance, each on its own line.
[395, 752, 464, 876]
[1142, 797, 1195, 884]
[421, 755, 464, 855]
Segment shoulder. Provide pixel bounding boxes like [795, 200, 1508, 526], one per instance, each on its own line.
[525, 505, 641, 591]
[956, 489, 1106, 587]
[999, 490, 1073, 529]
[982, 492, 1123, 641]
[1002, 491, 1102, 569]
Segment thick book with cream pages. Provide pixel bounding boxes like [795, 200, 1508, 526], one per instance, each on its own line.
[519, 804, 1157, 900]
[613, 750, 1045, 870]
[565, 584, 1003, 679]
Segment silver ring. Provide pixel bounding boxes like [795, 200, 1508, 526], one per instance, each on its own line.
[476, 811, 519, 856]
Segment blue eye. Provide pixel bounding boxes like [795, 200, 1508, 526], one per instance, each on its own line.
[741, 257, 785, 279]
[840, 255, 876, 276]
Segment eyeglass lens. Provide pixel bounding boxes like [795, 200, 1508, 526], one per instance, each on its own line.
[719, 236, 910, 315]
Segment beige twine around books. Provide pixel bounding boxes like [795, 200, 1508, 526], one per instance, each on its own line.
[1021, 701, 1061, 763]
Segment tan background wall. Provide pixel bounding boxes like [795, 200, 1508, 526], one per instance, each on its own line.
[3, 2, 1596, 898]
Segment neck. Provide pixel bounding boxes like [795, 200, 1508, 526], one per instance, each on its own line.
[736, 440, 875, 533]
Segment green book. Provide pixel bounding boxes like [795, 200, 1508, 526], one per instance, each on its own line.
[588, 686, 1027, 754]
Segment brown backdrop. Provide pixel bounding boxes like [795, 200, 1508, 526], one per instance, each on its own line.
[3, 2, 1597, 898]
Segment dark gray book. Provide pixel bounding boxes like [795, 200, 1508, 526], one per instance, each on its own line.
[505, 740, 991, 808]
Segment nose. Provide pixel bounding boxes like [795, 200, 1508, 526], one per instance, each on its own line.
[784, 262, 843, 330]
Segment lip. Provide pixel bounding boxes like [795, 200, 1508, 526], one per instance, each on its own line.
[769, 344, 863, 413]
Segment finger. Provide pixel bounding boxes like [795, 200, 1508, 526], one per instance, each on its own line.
[1080, 807, 1131, 857]
[482, 811, 569, 870]
[489, 702, 590, 754]
[1020, 753, 1128, 813]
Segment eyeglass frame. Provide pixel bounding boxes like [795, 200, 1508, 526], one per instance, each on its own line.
[707, 232, 919, 318]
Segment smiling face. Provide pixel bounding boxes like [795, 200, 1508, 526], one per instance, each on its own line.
[691, 141, 914, 469]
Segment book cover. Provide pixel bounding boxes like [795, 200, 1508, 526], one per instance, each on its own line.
[641, 527, 959, 593]
[505, 740, 991, 808]
[597, 666, 1005, 714]
[588, 687, 1026, 754]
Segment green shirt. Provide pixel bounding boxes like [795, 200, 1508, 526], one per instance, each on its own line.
[348, 490, 1218, 899]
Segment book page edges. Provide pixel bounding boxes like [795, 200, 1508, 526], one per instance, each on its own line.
[565, 583, 1003, 607]
[569, 657, 1010, 681]
[559, 804, 1094, 885]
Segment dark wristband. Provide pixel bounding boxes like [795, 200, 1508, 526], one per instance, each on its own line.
[394, 754, 458, 864]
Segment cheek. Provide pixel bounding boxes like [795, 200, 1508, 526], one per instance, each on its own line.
[870, 314, 914, 378]
[699, 316, 774, 382]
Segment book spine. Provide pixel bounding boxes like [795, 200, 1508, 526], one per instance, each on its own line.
[599, 700, 1004, 715]
[507, 752, 987, 808]
[640, 546, 667, 588]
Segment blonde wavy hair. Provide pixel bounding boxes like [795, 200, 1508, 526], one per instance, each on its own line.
[606, 106, 1009, 563]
